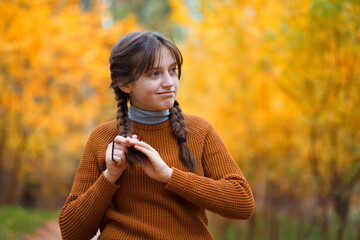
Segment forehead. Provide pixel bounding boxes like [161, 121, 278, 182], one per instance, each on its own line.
[153, 46, 176, 67]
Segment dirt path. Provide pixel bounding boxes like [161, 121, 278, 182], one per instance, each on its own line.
[22, 221, 61, 240]
[22, 221, 100, 240]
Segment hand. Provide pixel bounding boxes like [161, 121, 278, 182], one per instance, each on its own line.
[129, 139, 173, 183]
[104, 135, 137, 183]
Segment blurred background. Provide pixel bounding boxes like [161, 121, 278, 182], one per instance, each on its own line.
[0, 0, 359, 239]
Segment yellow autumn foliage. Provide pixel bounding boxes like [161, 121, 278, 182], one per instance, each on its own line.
[0, 0, 142, 202]
[173, 0, 360, 204]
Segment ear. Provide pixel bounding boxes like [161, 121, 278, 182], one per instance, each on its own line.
[119, 83, 132, 93]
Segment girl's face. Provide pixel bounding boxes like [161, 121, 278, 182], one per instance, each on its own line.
[120, 46, 179, 111]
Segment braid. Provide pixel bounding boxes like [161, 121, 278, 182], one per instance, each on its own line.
[115, 87, 132, 137]
[114, 86, 148, 167]
[169, 100, 196, 172]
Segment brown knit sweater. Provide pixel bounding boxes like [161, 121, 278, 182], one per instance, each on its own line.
[59, 114, 254, 240]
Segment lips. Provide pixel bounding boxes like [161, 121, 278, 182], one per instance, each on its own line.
[157, 91, 175, 96]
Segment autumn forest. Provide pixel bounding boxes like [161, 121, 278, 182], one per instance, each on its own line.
[0, 0, 359, 239]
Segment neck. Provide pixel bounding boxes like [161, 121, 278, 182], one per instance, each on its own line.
[128, 105, 170, 124]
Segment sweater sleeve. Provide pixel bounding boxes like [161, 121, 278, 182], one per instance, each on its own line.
[59, 131, 119, 240]
[165, 123, 255, 220]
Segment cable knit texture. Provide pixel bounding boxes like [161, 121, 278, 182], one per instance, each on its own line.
[59, 114, 255, 240]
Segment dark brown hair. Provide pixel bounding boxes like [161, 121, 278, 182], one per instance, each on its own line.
[109, 30, 196, 172]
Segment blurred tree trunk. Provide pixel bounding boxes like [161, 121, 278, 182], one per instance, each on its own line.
[333, 159, 360, 240]
[356, 224, 360, 240]
[309, 123, 328, 239]
[317, 193, 329, 240]
[265, 180, 280, 239]
[5, 127, 29, 204]
[329, 126, 347, 240]
[247, 207, 256, 240]
[21, 177, 41, 207]
[5, 166, 20, 204]
[333, 193, 349, 240]
[0, 123, 6, 205]
[329, 126, 360, 240]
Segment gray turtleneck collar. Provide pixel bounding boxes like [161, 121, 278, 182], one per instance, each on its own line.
[128, 104, 170, 124]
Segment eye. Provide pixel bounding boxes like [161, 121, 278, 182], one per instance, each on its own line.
[170, 67, 178, 76]
[149, 71, 159, 77]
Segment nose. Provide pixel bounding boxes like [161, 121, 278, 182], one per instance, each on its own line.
[161, 72, 174, 88]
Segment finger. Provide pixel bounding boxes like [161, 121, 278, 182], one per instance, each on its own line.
[113, 149, 126, 159]
[112, 154, 123, 162]
[111, 144, 126, 162]
[134, 144, 153, 159]
[114, 135, 131, 146]
[114, 136, 132, 148]
[113, 142, 129, 151]
[106, 146, 113, 161]
[124, 136, 137, 147]
[111, 151, 127, 165]
[106, 144, 125, 164]
[130, 139, 154, 151]
[114, 135, 125, 143]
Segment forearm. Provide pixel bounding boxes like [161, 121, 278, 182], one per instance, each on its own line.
[166, 168, 255, 219]
[59, 172, 119, 240]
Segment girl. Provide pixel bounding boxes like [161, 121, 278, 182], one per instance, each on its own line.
[59, 30, 254, 240]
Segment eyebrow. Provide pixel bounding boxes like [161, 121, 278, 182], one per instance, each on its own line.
[151, 62, 177, 70]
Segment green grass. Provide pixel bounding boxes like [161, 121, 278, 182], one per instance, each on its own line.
[0, 205, 59, 240]
[208, 208, 360, 240]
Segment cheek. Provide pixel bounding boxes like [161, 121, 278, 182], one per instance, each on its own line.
[141, 86, 157, 101]
[174, 79, 179, 94]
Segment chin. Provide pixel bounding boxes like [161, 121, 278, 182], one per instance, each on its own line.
[158, 106, 172, 111]
[163, 100, 175, 110]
